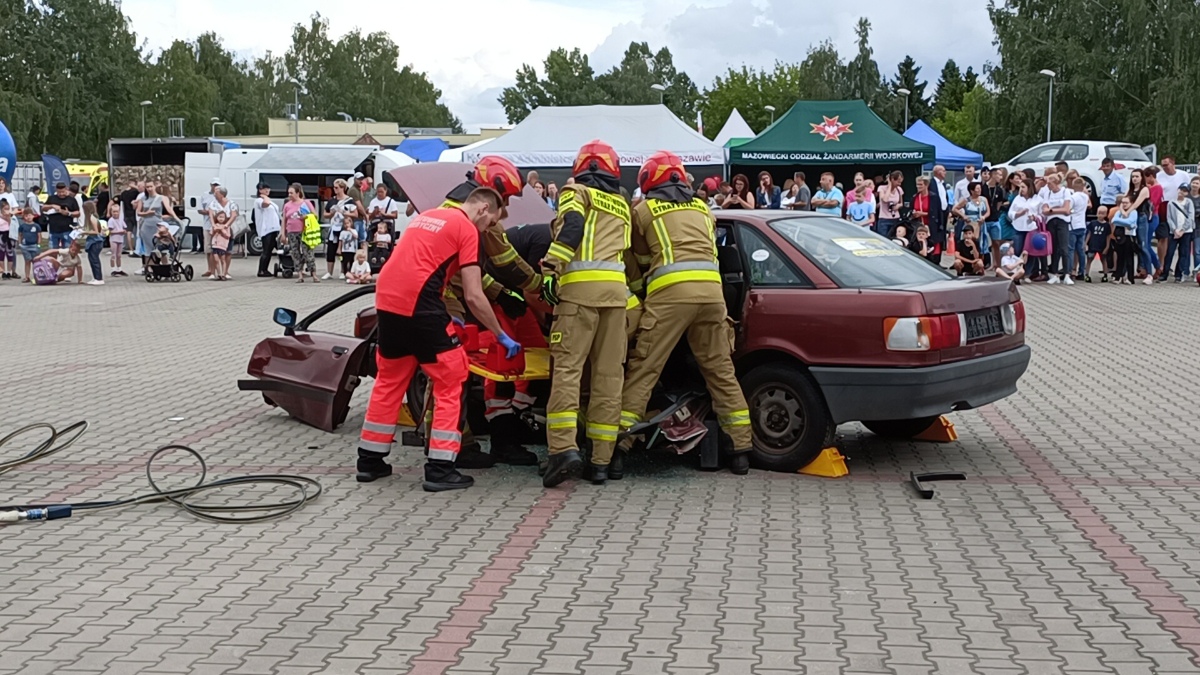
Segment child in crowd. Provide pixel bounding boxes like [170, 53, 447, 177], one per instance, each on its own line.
[0, 201, 13, 279]
[346, 249, 372, 284]
[18, 208, 40, 282]
[1110, 196, 1139, 284]
[338, 214, 358, 277]
[913, 225, 940, 264]
[373, 221, 392, 249]
[151, 224, 176, 267]
[1085, 205, 1112, 283]
[996, 242, 1026, 283]
[846, 186, 875, 229]
[953, 227, 986, 276]
[107, 201, 128, 276]
[210, 214, 230, 280]
[891, 223, 911, 249]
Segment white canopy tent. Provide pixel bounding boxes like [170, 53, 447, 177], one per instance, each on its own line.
[438, 137, 496, 163]
[462, 105, 724, 168]
[713, 108, 755, 147]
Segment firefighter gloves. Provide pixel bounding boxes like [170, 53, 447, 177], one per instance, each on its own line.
[541, 275, 561, 306]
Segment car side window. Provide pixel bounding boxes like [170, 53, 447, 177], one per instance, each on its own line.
[1060, 144, 1089, 161]
[737, 225, 811, 288]
[1014, 144, 1062, 164]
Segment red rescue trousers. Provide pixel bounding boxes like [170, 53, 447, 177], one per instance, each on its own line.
[359, 346, 470, 463]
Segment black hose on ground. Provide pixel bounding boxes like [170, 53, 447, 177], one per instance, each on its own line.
[0, 422, 322, 524]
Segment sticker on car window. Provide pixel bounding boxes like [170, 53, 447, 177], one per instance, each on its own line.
[832, 238, 904, 257]
[751, 249, 770, 262]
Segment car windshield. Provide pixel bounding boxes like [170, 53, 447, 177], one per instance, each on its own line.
[1105, 145, 1150, 162]
[768, 216, 953, 288]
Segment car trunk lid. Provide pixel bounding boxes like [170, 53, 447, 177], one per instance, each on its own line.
[910, 277, 1025, 363]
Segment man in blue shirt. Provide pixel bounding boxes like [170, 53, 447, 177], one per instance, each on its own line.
[812, 172, 845, 217]
[1099, 157, 1127, 207]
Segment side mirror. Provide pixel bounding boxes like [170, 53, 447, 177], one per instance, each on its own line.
[274, 307, 298, 333]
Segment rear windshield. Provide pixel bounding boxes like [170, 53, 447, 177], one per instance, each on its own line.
[1105, 145, 1150, 162]
[768, 216, 953, 288]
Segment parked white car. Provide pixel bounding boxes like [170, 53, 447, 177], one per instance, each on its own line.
[991, 141, 1152, 197]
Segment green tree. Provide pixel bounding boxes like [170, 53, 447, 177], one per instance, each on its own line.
[285, 15, 460, 131]
[885, 55, 933, 131]
[595, 43, 700, 124]
[844, 18, 883, 108]
[796, 41, 849, 101]
[933, 85, 999, 152]
[932, 59, 968, 121]
[143, 41, 220, 138]
[499, 48, 602, 123]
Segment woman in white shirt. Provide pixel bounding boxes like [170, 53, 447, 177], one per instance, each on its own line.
[253, 182, 282, 278]
[1040, 173, 1073, 284]
[1008, 181, 1041, 278]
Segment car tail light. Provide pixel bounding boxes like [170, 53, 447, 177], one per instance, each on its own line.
[1113, 162, 1126, 170]
[1013, 301, 1026, 334]
[884, 315, 962, 351]
[354, 314, 365, 338]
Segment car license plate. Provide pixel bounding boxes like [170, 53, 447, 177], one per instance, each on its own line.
[965, 308, 1004, 341]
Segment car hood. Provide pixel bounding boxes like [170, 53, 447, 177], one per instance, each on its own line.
[905, 277, 1020, 314]
[387, 162, 556, 227]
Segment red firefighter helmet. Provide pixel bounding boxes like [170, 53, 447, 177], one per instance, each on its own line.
[572, 140, 620, 179]
[638, 151, 688, 194]
[472, 156, 523, 202]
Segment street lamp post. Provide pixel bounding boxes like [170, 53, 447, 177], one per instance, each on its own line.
[210, 117, 226, 137]
[896, 87, 911, 130]
[140, 100, 152, 138]
[1039, 69, 1056, 142]
[764, 105, 776, 124]
[650, 83, 666, 105]
[289, 78, 306, 144]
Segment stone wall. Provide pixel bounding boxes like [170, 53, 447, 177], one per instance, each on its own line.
[110, 164, 185, 201]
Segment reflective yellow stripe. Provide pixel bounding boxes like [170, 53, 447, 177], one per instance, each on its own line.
[491, 247, 519, 266]
[626, 294, 641, 310]
[587, 188, 631, 221]
[628, 277, 644, 293]
[646, 269, 722, 295]
[481, 274, 496, 290]
[652, 217, 674, 266]
[620, 411, 641, 428]
[441, 199, 461, 209]
[547, 242, 575, 262]
[547, 411, 577, 429]
[586, 423, 620, 442]
[719, 410, 751, 428]
[647, 198, 709, 218]
[582, 211, 597, 260]
[561, 270, 626, 285]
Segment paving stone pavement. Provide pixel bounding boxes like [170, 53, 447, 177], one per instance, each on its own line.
[2, 256, 1200, 675]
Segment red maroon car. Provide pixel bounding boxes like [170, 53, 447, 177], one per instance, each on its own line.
[240, 207, 1029, 472]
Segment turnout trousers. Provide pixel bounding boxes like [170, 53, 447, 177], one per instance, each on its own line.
[546, 302, 627, 466]
[620, 301, 752, 450]
[359, 313, 470, 463]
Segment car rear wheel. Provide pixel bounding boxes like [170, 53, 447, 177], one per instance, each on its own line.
[247, 232, 263, 257]
[742, 364, 833, 472]
[862, 416, 941, 439]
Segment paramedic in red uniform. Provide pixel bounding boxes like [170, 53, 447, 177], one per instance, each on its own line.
[355, 188, 523, 492]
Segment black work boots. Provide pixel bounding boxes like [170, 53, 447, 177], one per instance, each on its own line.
[542, 449, 583, 488]
[356, 449, 393, 483]
[424, 459, 474, 492]
[489, 414, 539, 466]
[729, 452, 750, 475]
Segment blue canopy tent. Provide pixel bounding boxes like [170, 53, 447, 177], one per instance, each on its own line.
[903, 120, 983, 171]
[397, 138, 450, 163]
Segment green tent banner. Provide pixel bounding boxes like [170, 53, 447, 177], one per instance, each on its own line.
[729, 100, 935, 166]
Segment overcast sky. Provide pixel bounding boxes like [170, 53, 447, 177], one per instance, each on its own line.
[121, 0, 996, 130]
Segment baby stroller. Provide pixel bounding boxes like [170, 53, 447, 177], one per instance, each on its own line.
[367, 241, 391, 275]
[145, 225, 194, 283]
[273, 239, 296, 279]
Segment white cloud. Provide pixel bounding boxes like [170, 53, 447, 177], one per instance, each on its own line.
[121, 0, 995, 129]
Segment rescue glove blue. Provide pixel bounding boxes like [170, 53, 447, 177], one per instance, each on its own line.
[541, 275, 560, 306]
[496, 289, 527, 319]
[496, 332, 522, 359]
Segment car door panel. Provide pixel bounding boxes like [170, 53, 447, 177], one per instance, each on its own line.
[242, 332, 370, 432]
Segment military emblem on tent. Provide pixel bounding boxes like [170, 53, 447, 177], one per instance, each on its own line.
[810, 116, 853, 142]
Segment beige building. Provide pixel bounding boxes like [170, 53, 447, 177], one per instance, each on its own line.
[223, 118, 508, 148]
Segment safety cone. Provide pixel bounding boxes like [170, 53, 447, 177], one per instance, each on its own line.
[798, 447, 849, 478]
[914, 415, 958, 442]
[946, 234, 957, 257]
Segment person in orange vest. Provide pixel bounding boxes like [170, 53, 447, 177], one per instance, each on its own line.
[356, 188, 522, 492]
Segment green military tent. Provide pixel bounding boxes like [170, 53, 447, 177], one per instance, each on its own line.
[727, 100, 935, 195]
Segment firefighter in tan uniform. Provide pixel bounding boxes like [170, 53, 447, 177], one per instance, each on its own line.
[617, 151, 753, 476]
[540, 140, 631, 487]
